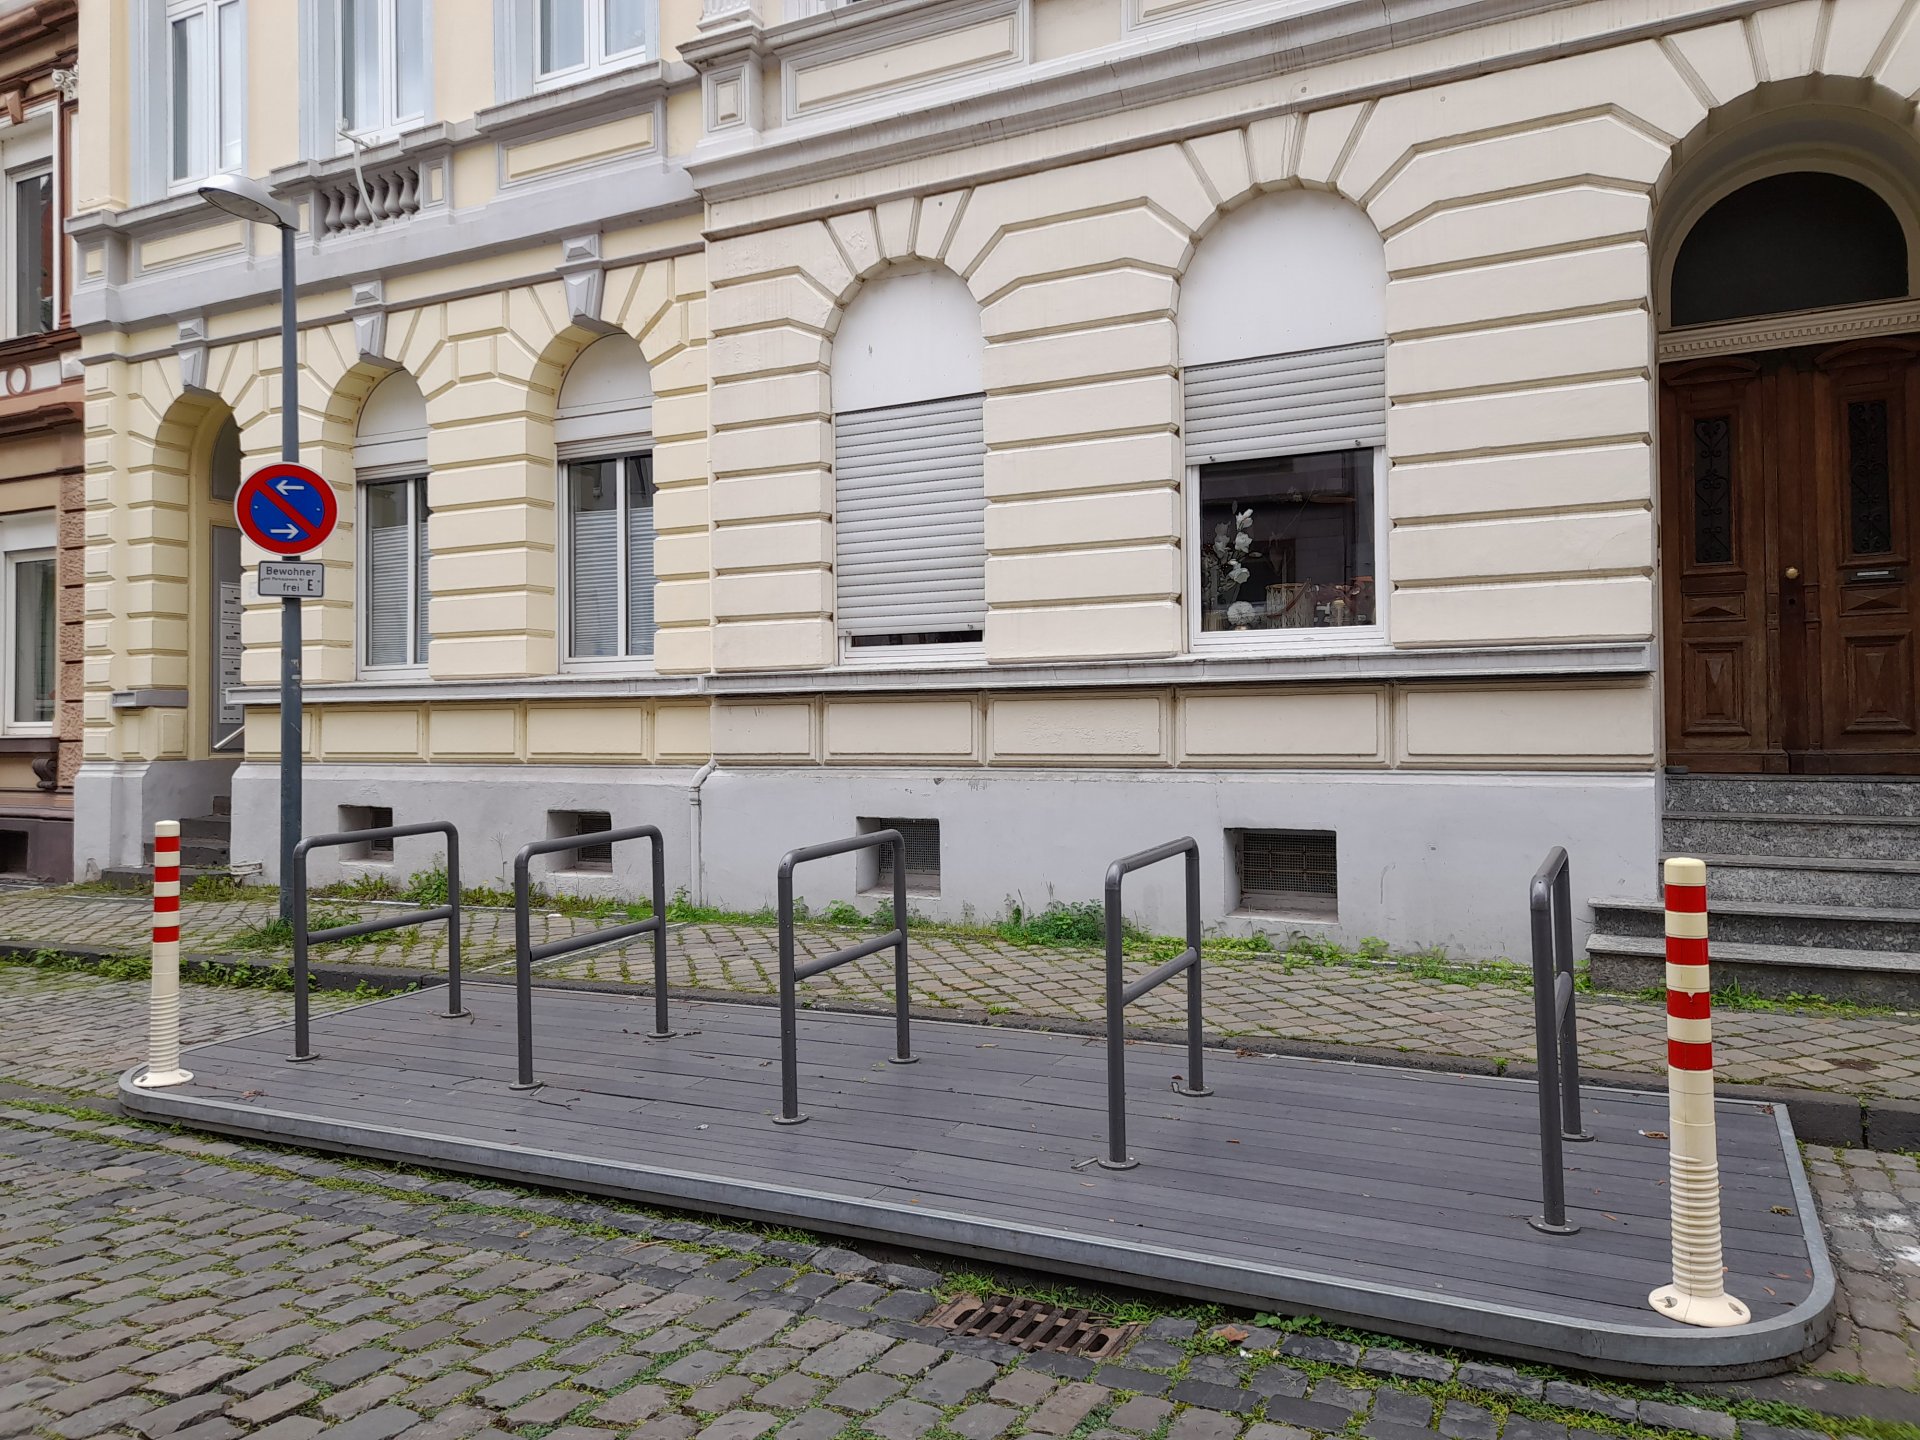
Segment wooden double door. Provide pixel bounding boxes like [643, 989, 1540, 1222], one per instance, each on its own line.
[1661, 337, 1920, 773]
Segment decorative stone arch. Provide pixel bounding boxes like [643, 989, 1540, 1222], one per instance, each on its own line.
[1652, 78, 1920, 332]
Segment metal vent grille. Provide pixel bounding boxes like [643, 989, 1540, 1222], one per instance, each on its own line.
[867, 817, 941, 893]
[928, 1294, 1140, 1359]
[1237, 828, 1337, 915]
[549, 811, 613, 872]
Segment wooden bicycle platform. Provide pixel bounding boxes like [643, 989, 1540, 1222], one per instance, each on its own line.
[118, 983, 1833, 1379]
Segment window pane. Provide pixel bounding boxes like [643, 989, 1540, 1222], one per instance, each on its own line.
[625, 456, 655, 657]
[13, 171, 51, 337]
[217, 1, 243, 169]
[365, 482, 411, 667]
[569, 461, 620, 658]
[604, 0, 648, 56]
[413, 481, 430, 666]
[170, 12, 204, 181]
[341, 0, 381, 130]
[539, 0, 587, 73]
[1197, 451, 1375, 632]
[11, 555, 54, 726]
[393, 0, 426, 119]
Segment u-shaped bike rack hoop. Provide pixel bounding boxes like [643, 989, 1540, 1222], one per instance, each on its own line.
[775, 830, 914, 1125]
[510, 824, 672, 1091]
[1103, 836, 1211, 1170]
[290, 821, 466, 1063]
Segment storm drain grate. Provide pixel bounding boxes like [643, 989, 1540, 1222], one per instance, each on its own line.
[928, 1294, 1141, 1359]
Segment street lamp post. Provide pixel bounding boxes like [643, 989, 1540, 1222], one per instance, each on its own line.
[197, 176, 304, 922]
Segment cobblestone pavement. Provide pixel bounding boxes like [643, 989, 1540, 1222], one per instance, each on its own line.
[3, 888, 1919, 1102]
[0, 964, 1915, 1436]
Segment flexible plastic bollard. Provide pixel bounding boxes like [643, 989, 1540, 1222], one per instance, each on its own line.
[131, 821, 193, 1089]
[1648, 856, 1748, 1328]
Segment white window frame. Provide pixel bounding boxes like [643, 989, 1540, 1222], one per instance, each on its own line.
[533, 0, 653, 91]
[559, 450, 658, 672]
[357, 471, 430, 676]
[0, 111, 55, 343]
[165, 0, 245, 191]
[337, 0, 430, 143]
[1184, 446, 1390, 656]
[1, 511, 56, 738]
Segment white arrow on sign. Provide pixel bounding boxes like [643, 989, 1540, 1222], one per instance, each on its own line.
[272, 524, 302, 539]
[273, 478, 302, 495]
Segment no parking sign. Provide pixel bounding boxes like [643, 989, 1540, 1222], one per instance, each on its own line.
[235, 463, 337, 557]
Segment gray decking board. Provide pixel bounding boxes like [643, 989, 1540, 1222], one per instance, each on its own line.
[119, 983, 1833, 1380]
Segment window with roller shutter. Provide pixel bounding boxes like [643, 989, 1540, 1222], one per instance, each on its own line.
[559, 336, 656, 665]
[355, 371, 431, 674]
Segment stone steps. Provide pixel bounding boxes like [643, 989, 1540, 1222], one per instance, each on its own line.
[1684, 853, 1920, 909]
[1585, 930, 1920, 1008]
[1584, 774, 1920, 1003]
[1591, 894, 1920, 954]
[1663, 810, 1920, 862]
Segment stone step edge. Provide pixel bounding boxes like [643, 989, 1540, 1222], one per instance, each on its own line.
[1586, 930, 1920, 977]
[1667, 852, 1920, 877]
[1591, 895, 1920, 925]
[1666, 809, 1920, 828]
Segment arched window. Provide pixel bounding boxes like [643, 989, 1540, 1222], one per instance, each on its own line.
[832, 267, 986, 654]
[355, 370, 429, 671]
[557, 335, 655, 663]
[1671, 172, 1909, 328]
[1180, 192, 1387, 642]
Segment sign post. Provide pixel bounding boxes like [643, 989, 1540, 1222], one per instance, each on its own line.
[235, 460, 337, 920]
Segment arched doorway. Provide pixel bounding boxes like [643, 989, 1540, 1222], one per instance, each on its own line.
[1659, 155, 1920, 772]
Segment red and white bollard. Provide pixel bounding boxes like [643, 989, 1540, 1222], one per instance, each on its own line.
[1648, 856, 1748, 1327]
[131, 821, 193, 1089]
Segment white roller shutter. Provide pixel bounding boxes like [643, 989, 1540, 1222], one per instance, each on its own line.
[569, 504, 620, 659]
[1183, 341, 1385, 466]
[834, 393, 986, 639]
[625, 460, 656, 657]
[366, 517, 412, 668]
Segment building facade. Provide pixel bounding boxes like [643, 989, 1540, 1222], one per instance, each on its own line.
[0, 0, 80, 883]
[69, 0, 1920, 960]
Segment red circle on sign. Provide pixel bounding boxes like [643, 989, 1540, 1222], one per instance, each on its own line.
[235, 462, 338, 557]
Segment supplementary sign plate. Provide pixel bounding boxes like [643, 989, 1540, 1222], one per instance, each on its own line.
[257, 560, 326, 599]
[236, 462, 336, 556]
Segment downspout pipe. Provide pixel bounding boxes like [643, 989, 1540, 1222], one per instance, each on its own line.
[688, 759, 718, 908]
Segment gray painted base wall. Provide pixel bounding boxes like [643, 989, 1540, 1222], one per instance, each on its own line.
[227, 762, 1659, 958]
[74, 759, 242, 875]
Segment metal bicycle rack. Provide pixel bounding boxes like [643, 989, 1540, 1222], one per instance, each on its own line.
[774, 830, 914, 1125]
[1528, 845, 1592, 1235]
[290, 821, 466, 1063]
[1101, 836, 1211, 1170]
[509, 824, 672, 1092]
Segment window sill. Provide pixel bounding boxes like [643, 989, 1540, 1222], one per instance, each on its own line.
[1191, 628, 1388, 655]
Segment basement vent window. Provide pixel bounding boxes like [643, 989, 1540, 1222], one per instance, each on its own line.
[928, 1294, 1140, 1360]
[340, 806, 395, 861]
[551, 810, 615, 873]
[861, 817, 940, 896]
[1234, 828, 1337, 918]
[0, 830, 25, 874]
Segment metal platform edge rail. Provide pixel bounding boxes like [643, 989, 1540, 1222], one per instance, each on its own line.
[1528, 845, 1593, 1235]
[510, 825, 673, 1091]
[776, 830, 914, 1125]
[291, 821, 465, 1062]
[1103, 836, 1211, 1170]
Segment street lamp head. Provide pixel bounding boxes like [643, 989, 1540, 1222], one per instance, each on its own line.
[197, 173, 298, 230]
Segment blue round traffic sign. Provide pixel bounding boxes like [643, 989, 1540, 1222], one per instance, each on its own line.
[235, 463, 338, 557]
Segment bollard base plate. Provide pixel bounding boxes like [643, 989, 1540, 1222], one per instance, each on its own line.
[773, 1112, 809, 1126]
[441, 1009, 471, 1019]
[131, 1068, 193, 1088]
[1528, 1216, 1580, 1235]
[507, 1081, 543, 1092]
[1563, 1130, 1596, 1143]
[1174, 1084, 1213, 1097]
[1098, 1156, 1140, 1170]
[287, 1052, 318, 1064]
[646, 1030, 676, 1041]
[1649, 1284, 1751, 1328]
[888, 1055, 919, 1066]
